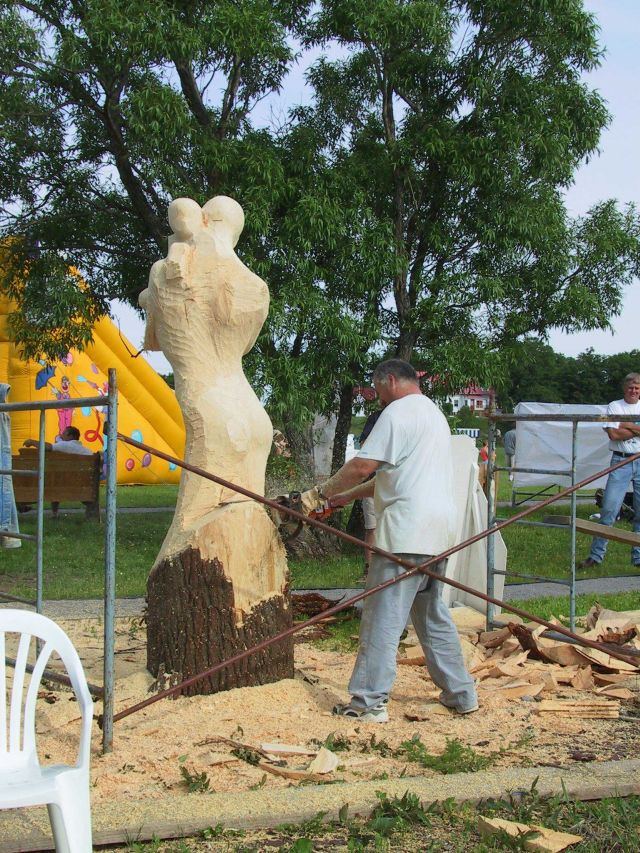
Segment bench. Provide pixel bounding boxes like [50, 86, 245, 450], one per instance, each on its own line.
[11, 448, 102, 520]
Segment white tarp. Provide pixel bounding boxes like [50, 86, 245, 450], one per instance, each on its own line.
[444, 435, 506, 615]
[513, 402, 610, 489]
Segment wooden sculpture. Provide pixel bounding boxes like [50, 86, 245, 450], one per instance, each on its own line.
[139, 196, 292, 693]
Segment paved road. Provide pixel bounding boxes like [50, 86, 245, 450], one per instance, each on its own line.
[7, 572, 639, 621]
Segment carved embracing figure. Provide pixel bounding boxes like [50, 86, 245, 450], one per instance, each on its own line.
[140, 196, 292, 693]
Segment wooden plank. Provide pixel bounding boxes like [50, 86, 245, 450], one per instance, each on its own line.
[544, 515, 640, 547]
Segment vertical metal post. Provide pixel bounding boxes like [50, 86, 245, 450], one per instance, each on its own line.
[35, 410, 46, 615]
[102, 369, 117, 753]
[569, 420, 578, 632]
[486, 417, 497, 630]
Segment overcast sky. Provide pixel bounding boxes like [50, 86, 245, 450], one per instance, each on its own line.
[115, 0, 639, 374]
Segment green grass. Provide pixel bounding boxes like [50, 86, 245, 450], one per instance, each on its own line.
[115, 484, 178, 508]
[501, 501, 640, 584]
[288, 553, 363, 589]
[507, 590, 640, 622]
[0, 512, 172, 599]
[112, 790, 640, 851]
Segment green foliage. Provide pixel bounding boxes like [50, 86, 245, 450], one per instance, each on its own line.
[2, 0, 639, 432]
[277, 811, 329, 838]
[321, 732, 352, 752]
[495, 339, 640, 409]
[230, 746, 262, 766]
[370, 790, 431, 829]
[178, 764, 211, 793]
[399, 735, 493, 774]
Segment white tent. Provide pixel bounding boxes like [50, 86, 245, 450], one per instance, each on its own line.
[513, 402, 610, 490]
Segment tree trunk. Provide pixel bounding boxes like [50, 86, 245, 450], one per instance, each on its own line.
[147, 538, 293, 696]
[330, 383, 353, 474]
[283, 422, 315, 480]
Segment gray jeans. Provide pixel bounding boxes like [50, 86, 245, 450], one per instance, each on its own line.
[348, 554, 477, 712]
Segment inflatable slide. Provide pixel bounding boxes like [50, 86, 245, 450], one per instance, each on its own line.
[0, 294, 184, 484]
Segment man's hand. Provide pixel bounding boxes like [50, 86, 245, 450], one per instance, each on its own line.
[328, 493, 351, 509]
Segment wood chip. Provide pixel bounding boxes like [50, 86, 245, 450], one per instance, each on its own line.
[494, 680, 544, 700]
[397, 655, 426, 666]
[570, 666, 594, 690]
[595, 685, 635, 700]
[478, 815, 582, 851]
[260, 742, 317, 756]
[258, 762, 324, 782]
[479, 626, 511, 648]
[307, 746, 339, 774]
[592, 671, 629, 686]
[537, 699, 620, 719]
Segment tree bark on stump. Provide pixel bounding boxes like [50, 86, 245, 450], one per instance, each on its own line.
[147, 546, 293, 695]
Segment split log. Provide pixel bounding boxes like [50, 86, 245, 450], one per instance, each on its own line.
[537, 699, 620, 719]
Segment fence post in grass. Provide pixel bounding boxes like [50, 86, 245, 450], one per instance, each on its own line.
[486, 417, 497, 630]
[570, 419, 578, 632]
[103, 368, 118, 753]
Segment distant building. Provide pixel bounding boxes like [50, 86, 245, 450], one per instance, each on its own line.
[353, 378, 494, 414]
[446, 384, 494, 413]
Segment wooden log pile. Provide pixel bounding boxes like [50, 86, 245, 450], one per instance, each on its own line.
[398, 603, 640, 719]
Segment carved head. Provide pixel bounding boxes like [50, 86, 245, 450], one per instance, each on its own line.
[168, 198, 204, 241]
[202, 196, 245, 248]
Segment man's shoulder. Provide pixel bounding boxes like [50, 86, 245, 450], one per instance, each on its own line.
[608, 398, 639, 412]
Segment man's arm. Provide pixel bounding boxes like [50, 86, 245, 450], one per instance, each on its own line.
[329, 477, 376, 508]
[23, 439, 53, 451]
[605, 425, 640, 442]
[319, 457, 380, 499]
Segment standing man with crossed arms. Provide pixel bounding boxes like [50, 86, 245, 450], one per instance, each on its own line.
[319, 359, 477, 722]
[579, 372, 640, 570]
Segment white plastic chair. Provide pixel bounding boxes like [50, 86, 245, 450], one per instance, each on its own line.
[0, 609, 93, 852]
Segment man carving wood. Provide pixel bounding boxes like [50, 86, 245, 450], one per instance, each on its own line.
[318, 359, 478, 721]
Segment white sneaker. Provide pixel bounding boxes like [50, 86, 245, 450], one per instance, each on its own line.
[333, 702, 389, 723]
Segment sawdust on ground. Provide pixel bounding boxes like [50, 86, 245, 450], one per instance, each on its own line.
[27, 607, 640, 806]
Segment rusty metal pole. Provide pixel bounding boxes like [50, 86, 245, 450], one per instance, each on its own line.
[104, 434, 640, 728]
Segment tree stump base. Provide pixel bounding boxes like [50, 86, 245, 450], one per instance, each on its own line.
[146, 505, 292, 695]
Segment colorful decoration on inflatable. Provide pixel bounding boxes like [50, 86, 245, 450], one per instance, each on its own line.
[0, 293, 184, 484]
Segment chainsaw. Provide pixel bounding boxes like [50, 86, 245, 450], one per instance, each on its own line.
[271, 486, 336, 541]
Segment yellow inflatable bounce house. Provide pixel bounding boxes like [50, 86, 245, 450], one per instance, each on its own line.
[0, 294, 184, 484]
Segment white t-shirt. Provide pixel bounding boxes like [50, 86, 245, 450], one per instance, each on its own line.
[605, 398, 640, 454]
[51, 439, 93, 456]
[357, 394, 457, 554]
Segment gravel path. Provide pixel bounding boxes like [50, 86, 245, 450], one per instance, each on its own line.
[9, 572, 638, 622]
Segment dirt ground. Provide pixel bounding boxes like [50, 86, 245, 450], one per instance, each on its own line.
[25, 607, 640, 807]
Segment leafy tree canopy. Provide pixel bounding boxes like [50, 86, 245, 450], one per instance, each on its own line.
[495, 338, 640, 410]
[1, 0, 640, 432]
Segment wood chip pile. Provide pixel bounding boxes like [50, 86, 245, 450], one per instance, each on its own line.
[441, 603, 640, 719]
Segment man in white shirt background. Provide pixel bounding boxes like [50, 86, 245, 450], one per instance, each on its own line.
[579, 372, 640, 569]
[319, 359, 477, 722]
[24, 425, 93, 456]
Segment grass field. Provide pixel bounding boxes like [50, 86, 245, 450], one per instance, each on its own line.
[1, 465, 638, 607]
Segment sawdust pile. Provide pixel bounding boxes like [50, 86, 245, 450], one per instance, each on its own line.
[27, 604, 640, 804]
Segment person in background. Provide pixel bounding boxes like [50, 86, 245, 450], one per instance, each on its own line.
[503, 429, 516, 481]
[579, 373, 640, 570]
[0, 383, 21, 548]
[23, 426, 94, 518]
[477, 438, 489, 489]
[318, 359, 478, 722]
